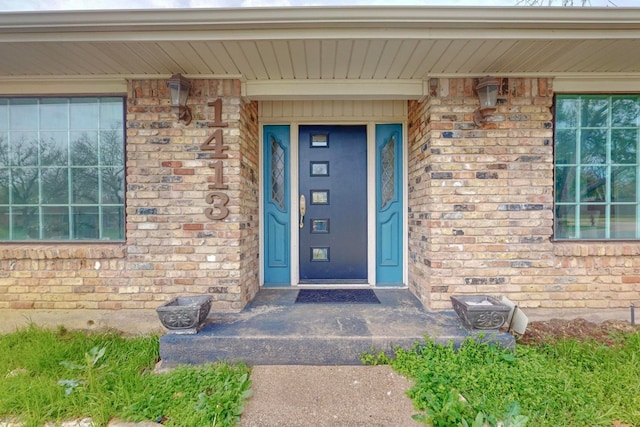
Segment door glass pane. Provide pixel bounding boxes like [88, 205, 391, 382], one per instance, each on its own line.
[270, 137, 285, 210]
[311, 247, 329, 261]
[381, 136, 395, 209]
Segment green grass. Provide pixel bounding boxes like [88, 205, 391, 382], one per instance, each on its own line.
[0, 325, 251, 427]
[363, 333, 640, 427]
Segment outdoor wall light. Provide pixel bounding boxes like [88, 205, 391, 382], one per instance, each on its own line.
[167, 73, 192, 125]
[473, 76, 500, 126]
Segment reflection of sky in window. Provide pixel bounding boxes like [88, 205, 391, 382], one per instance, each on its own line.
[0, 100, 8, 129]
[9, 99, 37, 129]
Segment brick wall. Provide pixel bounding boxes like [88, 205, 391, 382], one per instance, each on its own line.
[408, 77, 640, 310]
[0, 78, 260, 312]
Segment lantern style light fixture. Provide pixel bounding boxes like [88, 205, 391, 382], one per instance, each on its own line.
[167, 73, 192, 125]
[473, 76, 500, 126]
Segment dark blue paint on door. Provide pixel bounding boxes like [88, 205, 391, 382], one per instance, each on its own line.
[298, 125, 368, 283]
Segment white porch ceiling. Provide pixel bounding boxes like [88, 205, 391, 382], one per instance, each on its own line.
[0, 6, 640, 99]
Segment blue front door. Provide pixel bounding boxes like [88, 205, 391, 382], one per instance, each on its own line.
[298, 125, 368, 283]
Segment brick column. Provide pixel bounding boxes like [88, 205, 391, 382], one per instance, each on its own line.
[408, 77, 555, 310]
[126, 78, 259, 311]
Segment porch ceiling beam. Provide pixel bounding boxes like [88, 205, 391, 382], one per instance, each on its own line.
[244, 79, 426, 100]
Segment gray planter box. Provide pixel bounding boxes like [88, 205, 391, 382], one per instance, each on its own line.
[450, 295, 511, 330]
[156, 295, 212, 334]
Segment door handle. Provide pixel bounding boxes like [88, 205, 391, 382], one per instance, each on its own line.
[299, 194, 306, 229]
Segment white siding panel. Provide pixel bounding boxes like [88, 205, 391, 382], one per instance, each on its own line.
[360, 40, 386, 80]
[190, 41, 225, 74]
[240, 41, 269, 80]
[289, 40, 308, 79]
[386, 40, 419, 79]
[260, 100, 407, 122]
[225, 41, 256, 80]
[207, 42, 240, 75]
[334, 40, 353, 79]
[459, 40, 514, 75]
[306, 40, 321, 80]
[321, 40, 337, 79]
[347, 40, 369, 79]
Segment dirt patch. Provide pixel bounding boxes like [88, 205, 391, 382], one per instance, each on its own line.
[518, 318, 640, 346]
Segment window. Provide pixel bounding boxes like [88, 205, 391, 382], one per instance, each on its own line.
[0, 97, 125, 241]
[555, 94, 639, 239]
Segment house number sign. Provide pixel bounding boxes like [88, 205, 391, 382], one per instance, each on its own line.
[202, 98, 230, 220]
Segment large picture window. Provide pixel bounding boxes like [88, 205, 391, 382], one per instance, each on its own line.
[555, 94, 639, 240]
[0, 97, 125, 241]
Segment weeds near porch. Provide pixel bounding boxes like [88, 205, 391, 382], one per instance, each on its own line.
[0, 325, 251, 427]
[363, 333, 640, 426]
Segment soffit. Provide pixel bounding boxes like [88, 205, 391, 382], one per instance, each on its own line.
[0, 6, 639, 99]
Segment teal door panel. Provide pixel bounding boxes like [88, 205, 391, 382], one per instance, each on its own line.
[263, 125, 291, 286]
[298, 125, 368, 283]
[376, 124, 403, 285]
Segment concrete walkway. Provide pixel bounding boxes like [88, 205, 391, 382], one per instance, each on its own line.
[240, 365, 418, 427]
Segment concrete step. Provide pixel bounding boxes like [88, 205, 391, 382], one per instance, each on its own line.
[159, 289, 514, 367]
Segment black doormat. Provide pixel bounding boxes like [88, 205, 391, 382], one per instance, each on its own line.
[295, 289, 380, 304]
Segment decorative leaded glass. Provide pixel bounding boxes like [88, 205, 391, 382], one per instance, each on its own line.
[270, 136, 285, 210]
[381, 135, 395, 209]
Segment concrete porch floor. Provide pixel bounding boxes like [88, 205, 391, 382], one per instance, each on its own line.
[159, 289, 514, 367]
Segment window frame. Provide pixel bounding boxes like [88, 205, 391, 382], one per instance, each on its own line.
[553, 93, 640, 241]
[0, 95, 126, 243]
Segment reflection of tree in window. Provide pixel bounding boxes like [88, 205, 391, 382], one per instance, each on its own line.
[555, 95, 640, 239]
[0, 98, 125, 241]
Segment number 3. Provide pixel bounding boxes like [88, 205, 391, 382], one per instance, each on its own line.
[205, 192, 229, 220]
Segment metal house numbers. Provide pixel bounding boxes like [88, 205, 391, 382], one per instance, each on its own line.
[202, 98, 230, 220]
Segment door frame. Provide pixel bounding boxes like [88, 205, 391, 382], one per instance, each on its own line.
[260, 120, 408, 288]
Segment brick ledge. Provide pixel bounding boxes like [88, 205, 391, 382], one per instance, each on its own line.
[0, 244, 126, 260]
[554, 242, 640, 257]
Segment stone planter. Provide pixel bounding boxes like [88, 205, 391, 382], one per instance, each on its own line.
[450, 295, 511, 330]
[156, 295, 212, 334]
